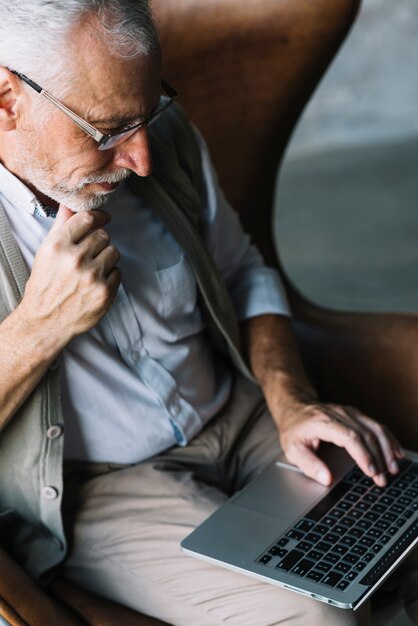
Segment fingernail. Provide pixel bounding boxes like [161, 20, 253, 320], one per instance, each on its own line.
[369, 463, 377, 475]
[376, 473, 387, 487]
[317, 470, 331, 486]
[390, 460, 399, 473]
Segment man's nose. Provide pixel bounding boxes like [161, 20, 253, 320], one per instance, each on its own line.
[113, 127, 153, 177]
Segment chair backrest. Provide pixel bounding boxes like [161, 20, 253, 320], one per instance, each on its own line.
[153, 0, 361, 270]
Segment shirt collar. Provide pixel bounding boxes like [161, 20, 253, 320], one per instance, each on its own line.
[0, 163, 56, 218]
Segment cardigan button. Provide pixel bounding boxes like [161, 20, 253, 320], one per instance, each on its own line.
[47, 425, 63, 440]
[42, 486, 59, 500]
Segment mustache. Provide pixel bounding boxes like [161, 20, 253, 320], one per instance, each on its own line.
[77, 168, 132, 189]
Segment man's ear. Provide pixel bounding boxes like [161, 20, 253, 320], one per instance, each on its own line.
[0, 67, 19, 132]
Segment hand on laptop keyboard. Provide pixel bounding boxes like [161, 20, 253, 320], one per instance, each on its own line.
[274, 400, 405, 487]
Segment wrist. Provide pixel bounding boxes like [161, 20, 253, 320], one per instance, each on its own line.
[258, 369, 318, 428]
[12, 300, 69, 362]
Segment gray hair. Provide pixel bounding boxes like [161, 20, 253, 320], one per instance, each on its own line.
[0, 1, 160, 98]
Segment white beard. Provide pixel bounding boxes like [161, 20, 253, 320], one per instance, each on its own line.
[15, 139, 131, 212]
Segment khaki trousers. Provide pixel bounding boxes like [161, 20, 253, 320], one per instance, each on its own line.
[59, 375, 416, 626]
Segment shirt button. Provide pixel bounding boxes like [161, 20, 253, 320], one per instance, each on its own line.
[131, 350, 140, 362]
[47, 425, 63, 440]
[42, 486, 59, 500]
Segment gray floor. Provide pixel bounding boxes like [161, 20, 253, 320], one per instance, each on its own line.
[274, 135, 418, 313]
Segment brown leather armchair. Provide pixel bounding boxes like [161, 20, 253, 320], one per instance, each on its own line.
[1, 0, 416, 623]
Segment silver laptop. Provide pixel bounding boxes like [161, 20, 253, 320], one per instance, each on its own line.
[181, 445, 418, 610]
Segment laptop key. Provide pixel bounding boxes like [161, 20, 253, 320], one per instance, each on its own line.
[341, 535, 356, 547]
[352, 544, 367, 556]
[354, 561, 368, 572]
[307, 550, 324, 561]
[335, 561, 350, 573]
[286, 529, 304, 541]
[269, 546, 288, 557]
[371, 504, 386, 514]
[331, 545, 348, 556]
[305, 532, 321, 544]
[370, 543, 384, 554]
[380, 534, 391, 544]
[296, 541, 314, 552]
[375, 520, 391, 530]
[336, 579, 350, 591]
[342, 553, 359, 565]
[380, 496, 395, 506]
[398, 497, 412, 506]
[276, 550, 304, 571]
[259, 554, 272, 564]
[362, 552, 375, 563]
[291, 558, 316, 576]
[322, 571, 343, 587]
[295, 519, 316, 532]
[405, 489, 418, 499]
[314, 524, 329, 535]
[324, 533, 339, 543]
[307, 570, 324, 582]
[323, 552, 340, 564]
[394, 518, 408, 529]
[358, 536, 374, 547]
[357, 520, 372, 530]
[277, 538, 289, 547]
[345, 571, 358, 581]
[390, 505, 406, 515]
[368, 528, 383, 540]
[349, 527, 365, 538]
[387, 488, 401, 498]
[333, 524, 350, 535]
[315, 561, 332, 572]
[316, 541, 332, 552]
[403, 509, 415, 518]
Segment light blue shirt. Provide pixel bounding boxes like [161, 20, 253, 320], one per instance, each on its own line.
[0, 130, 290, 463]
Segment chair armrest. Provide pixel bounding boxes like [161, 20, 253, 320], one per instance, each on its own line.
[0, 547, 82, 626]
[293, 302, 418, 447]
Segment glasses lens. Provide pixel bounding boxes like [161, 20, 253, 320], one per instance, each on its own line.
[97, 96, 175, 151]
[98, 126, 139, 151]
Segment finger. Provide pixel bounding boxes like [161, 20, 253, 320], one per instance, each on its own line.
[95, 244, 120, 276]
[341, 407, 387, 482]
[77, 228, 111, 259]
[66, 210, 111, 244]
[299, 417, 386, 484]
[357, 415, 403, 475]
[285, 443, 332, 486]
[50, 204, 75, 231]
[105, 267, 122, 301]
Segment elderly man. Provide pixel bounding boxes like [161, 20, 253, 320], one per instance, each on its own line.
[0, 1, 414, 625]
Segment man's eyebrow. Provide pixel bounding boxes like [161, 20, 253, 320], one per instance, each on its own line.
[90, 113, 147, 127]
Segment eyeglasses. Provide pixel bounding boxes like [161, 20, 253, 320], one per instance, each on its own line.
[10, 69, 177, 151]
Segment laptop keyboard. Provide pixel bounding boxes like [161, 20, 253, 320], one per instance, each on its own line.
[257, 458, 418, 591]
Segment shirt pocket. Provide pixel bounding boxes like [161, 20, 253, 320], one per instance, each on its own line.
[156, 253, 204, 340]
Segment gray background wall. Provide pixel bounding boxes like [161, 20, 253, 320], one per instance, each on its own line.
[275, 0, 418, 312]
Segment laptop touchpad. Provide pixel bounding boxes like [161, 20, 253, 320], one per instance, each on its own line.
[232, 463, 328, 522]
